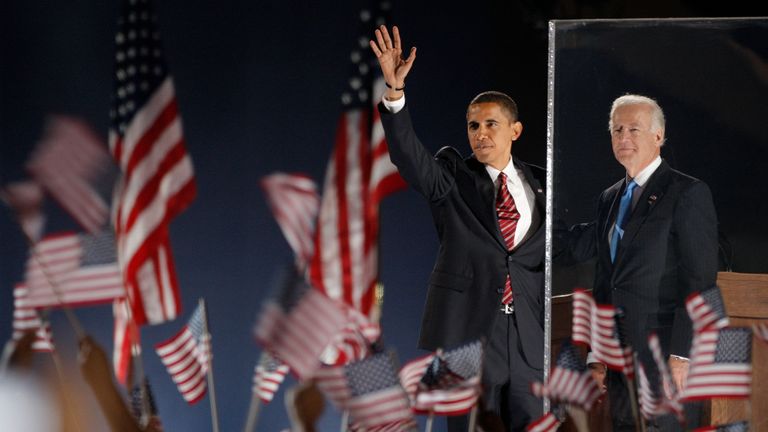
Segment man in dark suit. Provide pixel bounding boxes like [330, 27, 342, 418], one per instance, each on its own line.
[556, 94, 718, 430]
[370, 26, 546, 431]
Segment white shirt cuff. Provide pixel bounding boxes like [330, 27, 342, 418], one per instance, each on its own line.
[381, 94, 405, 113]
[669, 354, 690, 362]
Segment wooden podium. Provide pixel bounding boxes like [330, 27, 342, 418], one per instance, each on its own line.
[550, 272, 768, 430]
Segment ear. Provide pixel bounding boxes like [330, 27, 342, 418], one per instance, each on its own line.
[512, 121, 523, 141]
[654, 128, 665, 147]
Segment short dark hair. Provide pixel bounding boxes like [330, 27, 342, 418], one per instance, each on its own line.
[468, 91, 519, 122]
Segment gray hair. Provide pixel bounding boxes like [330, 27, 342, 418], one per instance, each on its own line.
[608, 94, 666, 134]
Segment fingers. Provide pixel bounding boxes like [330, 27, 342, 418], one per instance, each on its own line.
[404, 46, 417, 64]
[380, 25, 393, 50]
[374, 27, 386, 52]
[369, 40, 382, 57]
[392, 25, 401, 50]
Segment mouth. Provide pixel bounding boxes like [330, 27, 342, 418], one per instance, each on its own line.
[474, 142, 493, 151]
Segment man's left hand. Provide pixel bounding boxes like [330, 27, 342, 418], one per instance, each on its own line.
[668, 355, 689, 395]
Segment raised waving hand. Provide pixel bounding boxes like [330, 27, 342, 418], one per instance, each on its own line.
[369, 25, 416, 99]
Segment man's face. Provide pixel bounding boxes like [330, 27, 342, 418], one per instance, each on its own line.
[466, 102, 522, 170]
[610, 104, 663, 175]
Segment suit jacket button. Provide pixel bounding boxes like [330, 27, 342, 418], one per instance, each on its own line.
[507, 255, 513, 262]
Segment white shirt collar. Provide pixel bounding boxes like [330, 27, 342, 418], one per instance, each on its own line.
[631, 156, 662, 187]
[485, 157, 518, 184]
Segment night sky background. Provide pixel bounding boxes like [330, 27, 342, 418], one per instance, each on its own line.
[1, 1, 764, 431]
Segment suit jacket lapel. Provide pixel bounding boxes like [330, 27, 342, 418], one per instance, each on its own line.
[614, 161, 671, 264]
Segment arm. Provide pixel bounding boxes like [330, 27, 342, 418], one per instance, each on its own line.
[668, 181, 718, 386]
[371, 26, 455, 201]
[79, 336, 144, 432]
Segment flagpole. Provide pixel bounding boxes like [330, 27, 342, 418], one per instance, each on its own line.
[425, 411, 434, 432]
[199, 298, 221, 432]
[340, 410, 349, 432]
[467, 405, 478, 432]
[242, 392, 261, 432]
[43, 312, 84, 432]
[127, 309, 152, 428]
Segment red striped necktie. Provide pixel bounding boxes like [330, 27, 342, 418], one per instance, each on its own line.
[496, 172, 520, 306]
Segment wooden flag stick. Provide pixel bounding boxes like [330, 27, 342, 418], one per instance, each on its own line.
[242, 391, 261, 432]
[467, 405, 478, 432]
[425, 411, 434, 432]
[127, 313, 152, 428]
[340, 410, 349, 432]
[199, 298, 221, 432]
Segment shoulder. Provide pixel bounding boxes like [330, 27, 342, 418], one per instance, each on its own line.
[600, 178, 624, 202]
[435, 145, 463, 161]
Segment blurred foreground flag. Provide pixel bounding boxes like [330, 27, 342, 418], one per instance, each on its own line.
[24, 230, 125, 309]
[252, 352, 290, 404]
[27, 116, 112, 234]
[686, 286, 729, 333]
[531, 339, 601, 411]
[155, 302, 210, 404]
[309, 2, 405, 319]
[317, 351, 416, 430]
[681, 327, 752, 401]
[399, 340, 483, 416]
[526, 412, 562, 432]
[693, 421, 749, 432]
[12, 285, 55, 352]
[571, 288, 633, 377]
[254, 265, 347, 379]
[260, 173, 320, 269]
[109, 0, 196, 325]
[636, 333, 683, 421]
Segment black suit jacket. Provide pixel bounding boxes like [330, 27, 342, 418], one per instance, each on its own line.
[557, 160, 718, 358]
[380, 104, 546, 369]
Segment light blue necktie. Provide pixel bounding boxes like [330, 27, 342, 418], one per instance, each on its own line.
[610, 180, 638, 262]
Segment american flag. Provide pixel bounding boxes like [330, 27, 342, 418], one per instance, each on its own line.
[531, 339, 602, 410]
[398, 341, 482, 416]
[693, 421, 749, 432]
[314, 363, 352, 409]
[129, 377, 158, 422]
[155, 302, 210, 404]
[753, 322, 768, 344]
[571, 289, 633, 377]
[322, 306, 381, 366]
[316, 351, 417, 430]
[686, 286, 729, 333]
[0, 180, 46, 242]
[109, 0, 196, 325]
[252, 352, 290, 404]
[681, 327, 752, 401]
[113, 297, 139, 386]
[254, 265, 347, 379]
[526, 412, 561, 432]
[26, 116, 112, 234]
[345, 351, 415, 430]
[260, 172, 320, 269]
[308, 2, 405, 318]
[636, 333, 683, 421]
[23, 230, 125, 309]
[12, 284, 55, 352]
